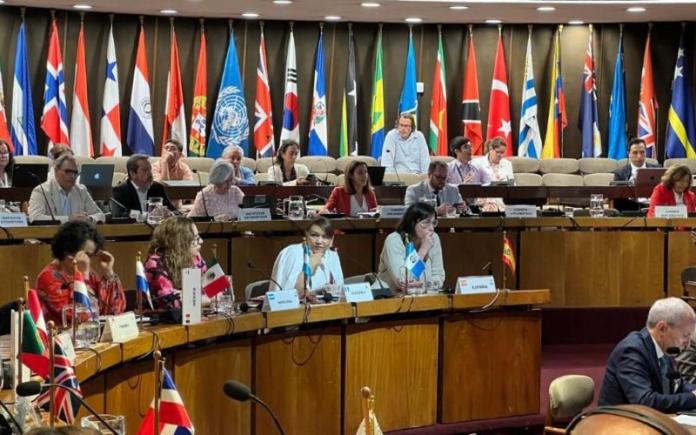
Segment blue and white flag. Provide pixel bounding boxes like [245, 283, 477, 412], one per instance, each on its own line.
[405, 241, 425, 280]
[398, 30, 418, 123]
[127, 25, 154, 155]
[136, 259, 153, 310]
[517, 31, 542, 158]
[608, 30, 627, 159]
[11, 23, 37, 156]
[303, 243, 312, 290]
[308, 29, 328, 156]
[207, 30, 249, 159]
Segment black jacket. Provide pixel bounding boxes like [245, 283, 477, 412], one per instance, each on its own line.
[111, 180, 176, 217]
[613, 162, 661, 181]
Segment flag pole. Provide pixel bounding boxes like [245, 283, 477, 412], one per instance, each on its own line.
[136, 251, 144, 324]
[16, 295, 25, 386]
[212, 243, 219, 311]
[361, 386, 372, 435]
[502, 231, 507, 291]
[72, 259, 78, 345]
[153, 350, 163, 433]
[47, 320, 57, 428]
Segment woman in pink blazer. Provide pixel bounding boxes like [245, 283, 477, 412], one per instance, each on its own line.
[648, 165, 696, 217]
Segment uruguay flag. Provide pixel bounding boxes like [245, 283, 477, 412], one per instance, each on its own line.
[127, 25, 154, 155]
[11, 23, 37, 156]
[517, 31, 542, 158]
[73, 270, 92, 313]
[207, 30, 249, 159]
[308, 29, 328, 156]
[136, 259, 153, 310]
[607, 31, 627, 160]
[405, 241, 425, 280]
[398, 30, 418, 123]
[665, 26, 696, 158]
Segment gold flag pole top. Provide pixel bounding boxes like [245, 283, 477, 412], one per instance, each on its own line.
[361, 386, 373, 435]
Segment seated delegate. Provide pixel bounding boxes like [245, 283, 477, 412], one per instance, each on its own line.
[647, 164, 695, 217]
[266, 139, 311, 186]
[111, 154, 177, 218]
[189, 160, 245, 220]
[0, 139, 14, 187]
[404, 161, 466, 217]
[221, 145, 256, 186]
[320, 160, 378, 216]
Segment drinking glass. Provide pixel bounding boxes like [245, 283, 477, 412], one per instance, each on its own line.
[589, 194, 604, 218]
[62, 305, 99, 347]
[419, 194, 437, 210]
[147, 197, 166, 225]
[215, 287, 236, 315]
[287, 195, 305, 220]
[81, 414, 125, 434]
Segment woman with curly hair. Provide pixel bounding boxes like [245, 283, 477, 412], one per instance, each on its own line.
[145, 216, 209, 310]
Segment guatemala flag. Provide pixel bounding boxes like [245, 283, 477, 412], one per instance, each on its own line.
[207, 30, 249, 159]
[398, 30, 418, 123]
[127, 25, 154, 155]
[308, 29, 328, 156]
[11, 23, 37, 156]
[405, 241, 425, 280]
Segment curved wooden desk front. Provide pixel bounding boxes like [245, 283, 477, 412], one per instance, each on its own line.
[71, 290, 549, 434]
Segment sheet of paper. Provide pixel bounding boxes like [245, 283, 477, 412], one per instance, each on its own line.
[673, 414, 696, 426]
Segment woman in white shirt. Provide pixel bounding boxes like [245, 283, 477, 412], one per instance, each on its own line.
[0, 140, 14, 187]
[266, 139, 310, 186]
[471, 136, 514, 211]
[269, 217, 344, 301]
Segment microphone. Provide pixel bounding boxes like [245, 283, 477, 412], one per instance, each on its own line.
[384, 149, 403, 186]
[246, 261, 283, 292]
[109, 196, 130, 215]
[481, 261, 493, 276]
[191, 170, 211, 219]
[27, 171, 59, 224]
[335, 249, 392, 299]
[223, 380, 285, 435]
[16, 381, 118, 434]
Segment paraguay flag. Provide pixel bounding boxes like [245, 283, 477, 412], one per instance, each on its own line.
[137, 368, 194, 435]
[207, 29, 249, 159]
[405, 241, 425, 280]
[41, 18, 70, 149]
[11, 22, 37, 156]
[308, 29, 328, 156]
[136, 259, 153, 310]
[280, 27, 299, 144]
[127, 24, 154, 155]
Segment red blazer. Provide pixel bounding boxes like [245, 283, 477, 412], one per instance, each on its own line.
[647, 183, 696, 217]
[324, 186, 378, 216]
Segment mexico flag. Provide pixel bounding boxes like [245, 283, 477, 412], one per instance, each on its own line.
[202, 257, 228, 297]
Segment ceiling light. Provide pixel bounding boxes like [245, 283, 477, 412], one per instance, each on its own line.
[242, 12, 260, 18]
[449, 5, 469, 9]
[568, 20, 584, 25]
[627, 6, 646, 12]
[405, 17, 423, 23]
[325, 15, 342, 21]
[160, 9, 177, 14]
[485, 19, 502, 24]
[73, 4, 92, 9]
[362, 2, 381, 7]
[537, 6, 556, 11]
[273, 0, 292, 3]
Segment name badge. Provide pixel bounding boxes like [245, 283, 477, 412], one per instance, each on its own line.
[0, 213, 27, 227]
[264, 289, 300, 312]
[100, 312, 139, 343]
[181, 268, 202, 325]
[654, 205, 688, 218]
[343, 283, 374, 303]
[238, 208, 272, 222]
[457, 275, 497, 294]
[57, 332, 76, 364]
[505, 205, 537, 218]
[380, 206, 407, 219]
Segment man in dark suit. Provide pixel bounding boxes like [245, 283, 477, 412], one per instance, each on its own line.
[110, 154, 176, 218]
[613, 138, 662, 182]
[599, 297, 696, 413]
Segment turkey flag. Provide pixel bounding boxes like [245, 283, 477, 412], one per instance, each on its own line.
[486, 31, 512, 156]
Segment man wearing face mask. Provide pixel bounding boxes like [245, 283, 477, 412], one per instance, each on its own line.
[404, 161, 467, 217]
[380, 114, 430, 175]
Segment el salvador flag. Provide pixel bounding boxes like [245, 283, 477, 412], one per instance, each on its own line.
[207, 30, 249, 159]
[136, 259, 153, 310]
[308, 30, 328, 156]
[11, 23, 37, 156]
[405, 242, 425, 280]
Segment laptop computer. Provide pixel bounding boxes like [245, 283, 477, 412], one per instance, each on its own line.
[12, 164, 48, 188]
[634, 168, 667, 186]
[79, 164, 114, 188]
[367, 166, 386, 186]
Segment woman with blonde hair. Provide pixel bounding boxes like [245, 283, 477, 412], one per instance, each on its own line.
[647, 164, 696, 217]
[145, 216, 208, 310]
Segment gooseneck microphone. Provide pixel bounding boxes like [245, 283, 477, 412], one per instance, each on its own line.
[16, 381, 118, 434]
[27, 171, 58, 223]
[246, 261, 283, 291]
[109, 196, 130, 216]
[223, 380, 285, 435]
[384, 149, 403, 185]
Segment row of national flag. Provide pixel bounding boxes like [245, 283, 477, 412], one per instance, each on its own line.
[5, 19, 692, 160]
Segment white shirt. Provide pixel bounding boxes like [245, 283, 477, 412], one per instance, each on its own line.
[630, 163, 647, 182]
[651, 334, 665, 360]
[471, 156, 515, 185]
[377, 232, 445, 294]
[675, 191, 685, 205]
[350, 195, 368, 216]
[380, 129, 430, 174]
[269, 243, 344, 293]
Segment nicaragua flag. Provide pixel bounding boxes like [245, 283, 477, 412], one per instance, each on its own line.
[607, 30, 627, 160]
[517, 31, 542, 158]
[207, 30, 249, 159]
[398, 30, 418, 123]
[136, 368, 194, 435]
[127, 25, 155, 155]
[308, 29, 328, 156]
[136, 259, 153, 310]
[73, 270, 92, 313]
[665, 26, 696, 158]
[405, 241, 425, 280]
[11, 23, 37, 156]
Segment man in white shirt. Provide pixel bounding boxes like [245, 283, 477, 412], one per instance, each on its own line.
[380, 114, 430, 174]
[28, 154, 104, 223]
[613, 138, 661, 182]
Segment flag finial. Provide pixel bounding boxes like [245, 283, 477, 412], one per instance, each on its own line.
[139, 15, 144, 25]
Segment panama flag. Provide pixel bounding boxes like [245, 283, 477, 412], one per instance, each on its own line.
[100, 23, 122, 157]
[254, 26, 274, 158]
[308, 28, 328, 156]
[398, 29, 418, 123]
[127, 24, 154, 155]
[73, 269, 92, 313]
[70, 22, 93, 157]
[11, 23, 38, 156]
[136, 259, 153, 310]
[163, 24, 187, 155]
[541, 26, 567, 159]
[462, 26, 484, 156]
[137, 368, 194, 435]
[428, 29, 447, 156]
[0, 63, 12, 149]
[638, 27, 658, 158]
[207, 29, 249, 158]
[280, 27, 300, 144]
[41, 18, 70, 149]
[486, 28, 513, 156]
[579, 25, 602, 158]
[517, 29, 542, 158]
[189, 25, 207, 157]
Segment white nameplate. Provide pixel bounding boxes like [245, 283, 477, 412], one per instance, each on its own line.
[238, 208, 272, 222]
[0, 213, 27, 227]
[181, 268, 202, 325]
[57, 332, 76, 363]
[100, 312, 139, 343]
[505, 205, 537, 218]
[344, 282, 374, 303]
[264, 289, 301, 312]
[654, 205, 688, 218]
[457, 275, 497, 295]
[380, 206, 408, 219]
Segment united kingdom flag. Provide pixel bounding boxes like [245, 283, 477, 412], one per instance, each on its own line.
[41, 18, 70, 148]
[36, 340, 82, 424]
[137, 368, 194, 435]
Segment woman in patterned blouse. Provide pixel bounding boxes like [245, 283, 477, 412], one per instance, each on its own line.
[36, 221, 125, 324]
[188, 160, 244, 221]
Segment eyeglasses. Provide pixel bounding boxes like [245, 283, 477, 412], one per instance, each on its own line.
[417, 218, 438, 228]
[63, 169, 80, 176]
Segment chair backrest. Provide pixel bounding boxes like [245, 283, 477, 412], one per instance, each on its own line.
[335, 174, 346, 186]
[384, 172, 425, 186]
[579, 158, 619, 174]
[181, 157, 215, 173]
[509, 156, 540, 173]
[313, 173, 337, 185]
[539, 158, 580, 174]
[514, 173, 543, 186]
[255, 173, 271, 182]
[256, 157, 274, 174]
[298, 156, 337, 173]
[430, 156, 454, 165]
[664, 158, 696, 173]
[566, 404, 690, 435]
[245, 280, 270, 300]
[583, 173, 615, 187]
[548, 374, 595, 421]
[542, 173, 584, 186]
[618, 157, 660, 167]
[74, 156, 96, 166]
[15, 155, 51, 165]
[335, 156, 378, 173]
[241, 157, 257, 171]
[681, 266, 696, 286]
[97, 156, 130, 173]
